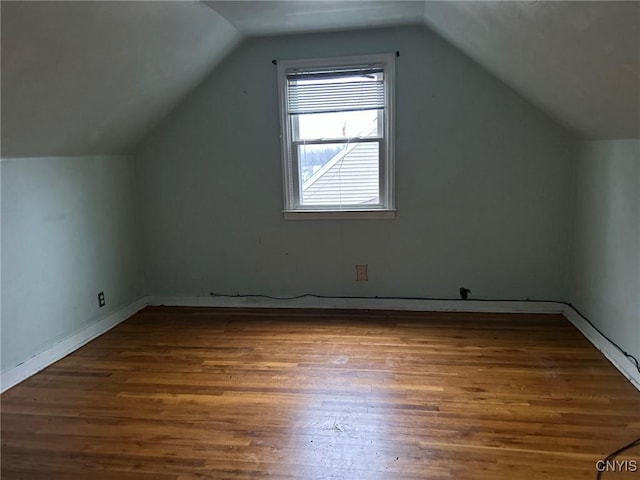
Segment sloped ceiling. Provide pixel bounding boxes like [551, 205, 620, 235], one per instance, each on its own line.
[2, 1, 639, 158]
[422, 1, 640, 139]
[1, 1, 241, 158]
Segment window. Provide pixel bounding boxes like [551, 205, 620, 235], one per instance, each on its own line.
[277, 54, 396, 219]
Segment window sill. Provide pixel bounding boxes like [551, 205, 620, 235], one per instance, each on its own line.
[283, 210, 396, 220]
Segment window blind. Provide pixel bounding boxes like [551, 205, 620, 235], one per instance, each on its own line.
[287, 66, 385, 115]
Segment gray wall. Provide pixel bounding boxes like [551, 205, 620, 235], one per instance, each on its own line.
[1, 155, 143, 372]
[135, 26, 576, 300]
[568, 140, 640, 362]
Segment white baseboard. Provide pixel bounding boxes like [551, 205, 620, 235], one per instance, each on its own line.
[147, 295, 566, 314]
[0, 297, 148, 393]
[561, 304, 640, 390]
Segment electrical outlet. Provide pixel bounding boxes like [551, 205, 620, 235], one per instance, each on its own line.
[98, 291, 106, 308]
[356, 265, 368, 281]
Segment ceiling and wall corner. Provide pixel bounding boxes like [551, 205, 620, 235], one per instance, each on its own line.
[1, 1, 638, 159]
[0, 1, 241, 158]
[206, 0, 639, 140]
[204, 1, 425, 35]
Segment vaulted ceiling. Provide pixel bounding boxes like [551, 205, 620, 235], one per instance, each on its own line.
[421, 1, 640, 140]
[1, 1, 241, 157]
[2, 1, 638, 158]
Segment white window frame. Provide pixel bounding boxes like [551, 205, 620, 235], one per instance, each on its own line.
[277, 53, 396, 220]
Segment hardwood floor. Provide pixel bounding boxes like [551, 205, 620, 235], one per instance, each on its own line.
[2, 307, 639, 479]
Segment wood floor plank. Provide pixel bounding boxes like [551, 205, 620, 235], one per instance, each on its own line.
[2, 307, 639, 479]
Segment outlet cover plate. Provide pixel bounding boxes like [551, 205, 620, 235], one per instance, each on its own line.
[356, 265, 368, 281]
